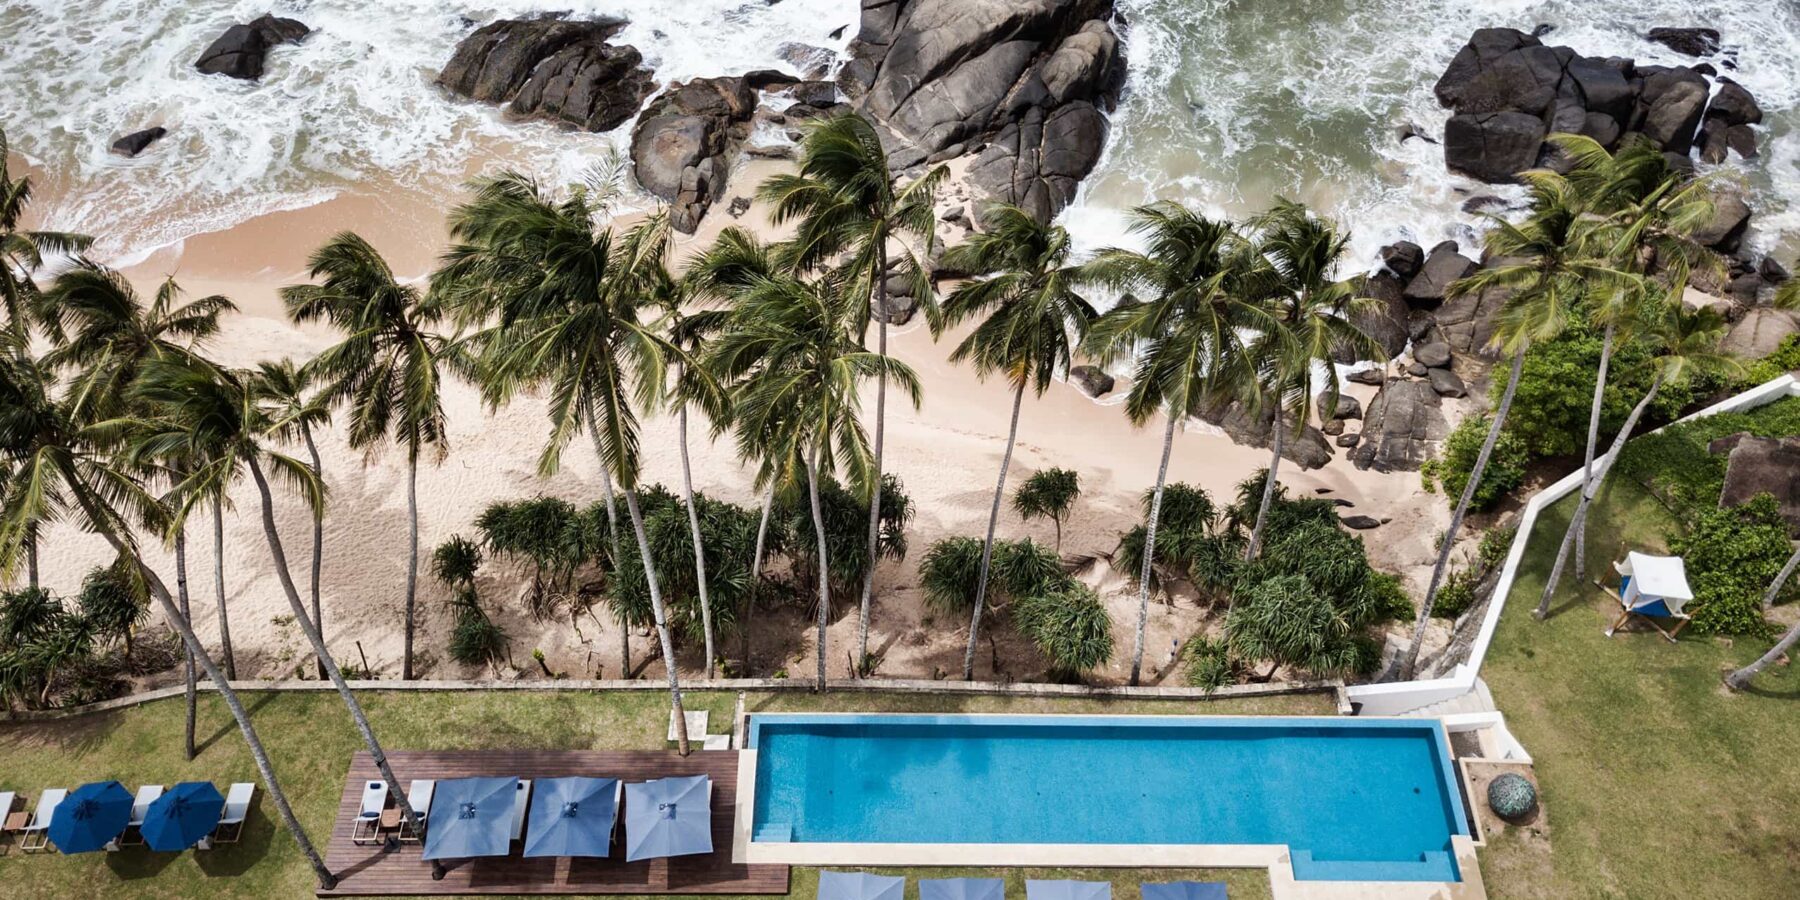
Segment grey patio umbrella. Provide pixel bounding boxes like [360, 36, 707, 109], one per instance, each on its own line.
[422, 776, 519, 875]
[819, 871, 906, 900]
[624, 775, 712, 862]
[921, 878, 1006, 900]
[1026, 881, 1112, 900]
[524, 776, 619, 859]
[1141, 883, 1227, 900]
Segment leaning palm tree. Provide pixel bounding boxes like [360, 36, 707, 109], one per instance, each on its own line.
[1399, 171, 1628, 678]
[128, 355, 422, 840]
[1535, 298, 1740, 619]
[283, 232, 451, 681]
[760, 111, 947, 665]
[434, 176, 694, 751]
[258, 359, 333, 677]
[0, 341, 336, 888]
[1, 128, 92, 336]
[1082, 203, 1272, 685]
[931, 204, 1096, 681]
[1727, 613, 1800, 690]
[707, 263, 919, 689]
[1242, 199, 1384, 560]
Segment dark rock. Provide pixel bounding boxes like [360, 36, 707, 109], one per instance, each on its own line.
[1568, 57, 1635, 120]
[1348, 367, 1386, 386]
[1758, 256, 1790, 284]
[1717, 435, 1800, 534]
[1318, 391, 1362, 421]
[877, 283, 919, 325]
[1725, 124, 1758, 159]
[630, 77, 759, 232]
[194, 14, 309, 80]
[1414, 341, 1453, 368]
[1321, 419, 1345, 437]
[1336, 432, 1363, 449]
[1379, 241, 1425, 278]
[1406, 362, 1430, 377]
[1403, 245, 1479, 308]
[1707, 80, 1763, 126]
[1349, 379, 1450, 473]
[1432, 28, 1545, 111]
[1069, 364, 1115, 398]
[110, 127, 167, 157]
[1728, 272, 1765, 305]
[1646, 27, 1721, 58]
[1580, 111, 1622, 148]
[744, 69, 801, 90]
[1698, 117, 1731, 165]
[1341, 515, 1382, 530]
[1429, 367, 1468, 398]
[777, 42, 836, 79]
[1694, 191, 1752, 252]
[1200, 401, 1335, 470]
[942, 205, 968, 225]
[441, 18, 654, 133]
[1461, 195, 1513, 215]
[728, 197, 752, 218]
[968, 101, 1107, 223]
[1437, 284, 1509, 359]
[1335, 271, 1410, 363]
[1640, 73, 1709, 155]
[790, 80, 841, 108]
[1444, 111, 1545, 183]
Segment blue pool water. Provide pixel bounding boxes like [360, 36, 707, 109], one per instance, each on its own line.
[748, 714, 1468, 883]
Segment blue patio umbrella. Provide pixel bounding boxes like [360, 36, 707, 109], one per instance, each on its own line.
[141, 782, 226, 851]
[1141, 883, 1227, 900]
[1026, 881, 1111, 900]
[48, 780, 132, 854]
[523, 776, 619, 858]
[422, 777, 519, 862]
[819, 871, 906, 900]
[921, 878, 1006, 900]
[624, 775, 712, 862]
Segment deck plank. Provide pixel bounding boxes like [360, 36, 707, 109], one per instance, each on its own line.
[319, 750, 786, 897]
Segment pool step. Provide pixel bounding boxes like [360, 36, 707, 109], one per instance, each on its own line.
[1289, 849, 1459, 883]
[753, 823, 792, 843]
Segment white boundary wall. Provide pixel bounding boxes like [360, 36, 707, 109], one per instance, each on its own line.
[1347, 374, 1800, 716]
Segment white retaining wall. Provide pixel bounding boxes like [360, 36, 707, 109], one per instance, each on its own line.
[1348, 374, 1800, 716]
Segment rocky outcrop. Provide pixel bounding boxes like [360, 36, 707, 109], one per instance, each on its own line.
[1336, 270, 1410, 362]
[842, 0, 1125, 222]
[1646, 28, 1722, 58]
[1201, 401, 1335, 471]
[111, 127, 167, 157]
[1436, 283, 1509, 360]
[1402, 242, 1479, 309]
[1722, 309, 1800, 358]
[1349, 379, 1449, 472]
[439, 18, 654, 134]
[1070, 365, 1115, 398]
[1713, 435, 1800, 534]
[194, 14, 309, 80]
[1432, 27, 1762, 183]
[631, 78, 759, 233]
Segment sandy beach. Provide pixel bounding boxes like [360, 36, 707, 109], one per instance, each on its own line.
[28, 156, 1458, 688]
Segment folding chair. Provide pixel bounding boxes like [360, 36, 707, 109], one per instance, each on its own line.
[204, 783, 256, 847]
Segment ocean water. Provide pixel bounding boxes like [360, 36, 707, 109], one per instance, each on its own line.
[748, 714, 1467, 882]
[2, 0, 1797, 269]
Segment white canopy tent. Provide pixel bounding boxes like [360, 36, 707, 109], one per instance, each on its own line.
[1608, 552, 1695, 642]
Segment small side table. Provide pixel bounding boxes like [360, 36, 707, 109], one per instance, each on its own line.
[379, 807, 402, 832]
[1, 811, 28, 854]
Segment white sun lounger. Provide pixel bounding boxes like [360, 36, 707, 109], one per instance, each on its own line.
[0, 792, 15, 855]
[350, 780, 389, 845]
[510, 779, 533, 842]
[399, 779, 434, 843]
[19, 789, 66, 853]
[108, 784, 164, 850]
[202, 783, 255, 848]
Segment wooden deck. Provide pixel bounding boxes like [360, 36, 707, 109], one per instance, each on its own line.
[320, 750, 788, 897]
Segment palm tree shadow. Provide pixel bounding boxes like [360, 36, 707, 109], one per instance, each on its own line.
[194, 689, 285, 757]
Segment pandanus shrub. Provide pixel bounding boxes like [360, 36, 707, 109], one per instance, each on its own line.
[777, 474, 911, 610]
[1012, 582, 1113, 681]
[918, 536, 1064, 617]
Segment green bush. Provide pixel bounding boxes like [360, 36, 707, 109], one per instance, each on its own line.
[1672, 494, 1792, 636]
[1224, 575, 1360, 679]
[1503, 322, 1700, 459]
[1182, 635, 1243, 693]
[918, 536, 1064, 616]
[1422, 415, 1530, 511]
[1739, 334, 1800, 386]
[1614, 397, 1800, 519]
[1433, 568, 1479, 619]
[1012, 582, 1113, 680]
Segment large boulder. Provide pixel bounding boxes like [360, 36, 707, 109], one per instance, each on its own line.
[1638, 70, 1709, 155]
[1069, 365, 1115, 398]
[1722, 309, 1800, 358]
[440, 18, 653, 133]
[630, 77, 759, 232]
[194, 14, 309, 80]
[1403, 244, 1479, 308]
[844, 0, 1124, 222]
[1646, 27, 1722, 57]
[1201, 401, 1335, 470]
[1715, 435, 1800, 535]
[1437, 284, 1509, 359]
[1335, 270, 1410, 362]
[111, 127, 167, 157]
[1443, 111, 1546, 183]
[1694, 191, 1753, 252]
[1349, 379, 1449, 472]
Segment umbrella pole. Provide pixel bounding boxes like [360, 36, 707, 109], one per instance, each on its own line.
[432, 862, 448, 881]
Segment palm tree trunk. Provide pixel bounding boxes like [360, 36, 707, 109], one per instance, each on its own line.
[1574, 322, 1615, 582]
[403, 452, 418, 680]
[1132, 411, 1181, 686]
[677, 404, 716, 678]
[1402, 347, 1527, 679]
[303, 425, 327, 680]
[624, 486, 688, 755]
[806, 452, 833, 691]
[24, 525, 37, 590]
[212, 492, 235, 680]
[588, 408, 630, 676]
[1764, 544, 1800, 613]
[1246, 407, 1285, 561]
[741, 484, 775, 674]
[855, 243, 890, 668]
[176, 528, 197, 762]
[246, 457, 423, 839]
[1538, 370, 1664, 619]
[1726, 615, 1800, 690]
[57, 465, 335, 889]
[962, 381, 1026, 681]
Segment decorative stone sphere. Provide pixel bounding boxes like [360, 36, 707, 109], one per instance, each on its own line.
[1487, 772, 1538, 823]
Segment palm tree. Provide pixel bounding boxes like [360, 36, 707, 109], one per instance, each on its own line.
[1727, 613, 1800, 690]
[128, 355, 422, 840]
[434, 176, 694, 751]
[1535, 299, 1740, 618]
[706, 260, 919, 689]
[1, 128, 92, 336]
[258, 359, 333, 678]
[932, 204, 1096, 681]
[283, 232, 451, 681]
[0, 340, 336, 888]
[760, 111, 947, 665]
[1082, 203, 1271, 685]
[1013, 468, 1081, 552]
[1399, 171, 1628, 678]
[1243, 199, 1384, 560]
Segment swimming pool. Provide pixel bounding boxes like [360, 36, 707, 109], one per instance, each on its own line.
[743, 714, 1469, 883]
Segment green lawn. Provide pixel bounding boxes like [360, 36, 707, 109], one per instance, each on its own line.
[1478, 475, 1800, 899]
[0, 690, 1319, 899]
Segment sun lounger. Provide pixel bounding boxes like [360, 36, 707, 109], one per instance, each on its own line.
[510, 779, 532, 842]
[19, 789, 66, 853]
[399, 779, 435, 843]
[108, 785, 164, 850]
[351, 780, 389, 845]
[0, 792, 16, 855]
[204, 783, 255, 847]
